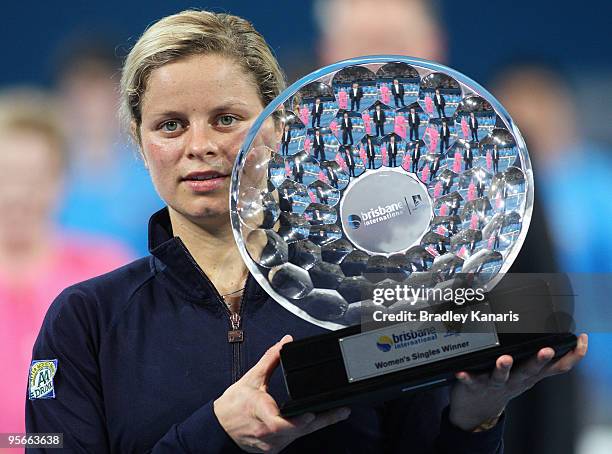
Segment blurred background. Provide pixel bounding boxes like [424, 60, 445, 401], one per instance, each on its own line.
[1, 1, 611, 452]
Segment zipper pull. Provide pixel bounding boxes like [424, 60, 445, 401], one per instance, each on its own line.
[228, 313, 244, 343]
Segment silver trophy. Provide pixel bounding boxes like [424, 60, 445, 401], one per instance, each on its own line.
[231, 56, 532, 329]
[230, 56, 578, 416]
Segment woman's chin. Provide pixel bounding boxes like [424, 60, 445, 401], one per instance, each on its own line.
[167, 199, 229, 224]
[186, 206, 230, 225]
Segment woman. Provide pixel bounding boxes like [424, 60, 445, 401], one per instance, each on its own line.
[26, 10, 587, 453]
[0, 89, 130, 435]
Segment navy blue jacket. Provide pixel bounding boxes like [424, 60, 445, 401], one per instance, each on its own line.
[26, 208, 504, 453]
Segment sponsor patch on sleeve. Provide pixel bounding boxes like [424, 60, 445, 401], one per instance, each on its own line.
[28, 359, 58, 400]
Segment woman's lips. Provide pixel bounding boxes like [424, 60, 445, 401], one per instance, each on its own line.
[182, 175, 228, 192]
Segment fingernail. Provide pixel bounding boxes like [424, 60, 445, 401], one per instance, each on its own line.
[340, 408, 351, 419]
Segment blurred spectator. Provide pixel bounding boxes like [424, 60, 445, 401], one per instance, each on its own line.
[492, 63, 612, 450]
[0, 89, 131, 434]
[54, 37, 162, 256]
[313, 2, 581, 453]
[314, 0, 446, 65]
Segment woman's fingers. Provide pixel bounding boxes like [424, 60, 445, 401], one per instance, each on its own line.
[215, 337, 353, 453]
[449, 335, 589, 432]
[258, 407, 349, 439]
[255, 407, 349, 448]
[490, 355, 513, 386]
[253, 392, 283, 422]
[493, 334, 588, 389]
[456, 356, 513, 390]
[510, 348, 554, 383]
[285, 412, 316, 429]
[243, 335, 292, 389]
[299, 407, 352, 436]
[455, 371, 477, 389]
[262, 412, 317, 437]
[544, 333, 588, 376]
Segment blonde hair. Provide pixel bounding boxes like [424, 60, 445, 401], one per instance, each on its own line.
[0, 88, 66, 169]
[120, 9, 286, 140]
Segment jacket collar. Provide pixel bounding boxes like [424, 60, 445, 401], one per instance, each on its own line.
[147, 207, 267, 304]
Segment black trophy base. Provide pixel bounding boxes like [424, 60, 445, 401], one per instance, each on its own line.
[279, 276, 577, 417]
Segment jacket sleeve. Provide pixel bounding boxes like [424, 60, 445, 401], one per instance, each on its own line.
[381, 386, 504, 454]
[26, 288, 111, 453]
[26, 288, 240, 454]
[150, 400, 241, 453]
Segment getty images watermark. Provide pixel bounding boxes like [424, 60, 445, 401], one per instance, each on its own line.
[369, 284, 520, 324]
[372, 285, 486, 306]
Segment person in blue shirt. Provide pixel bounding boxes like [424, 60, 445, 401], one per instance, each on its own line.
[492, 62, 612, 434]
[54, 38, 163, 257]
[26, 9, 587, 453]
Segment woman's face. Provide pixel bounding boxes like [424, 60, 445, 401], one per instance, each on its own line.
[0, 130, 63, 247]
[139, 53, 271, 225]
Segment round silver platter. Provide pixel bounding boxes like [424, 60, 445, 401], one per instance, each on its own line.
[230, 56, 533, 330]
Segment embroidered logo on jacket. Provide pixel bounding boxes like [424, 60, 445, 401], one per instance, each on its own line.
[28, 359, 58, 399]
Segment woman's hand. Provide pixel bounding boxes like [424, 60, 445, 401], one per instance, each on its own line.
[448, 333, 588, 432]
[214, 335, 351, 453]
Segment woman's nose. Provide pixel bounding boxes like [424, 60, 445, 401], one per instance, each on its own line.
[186, 123, 219, 159]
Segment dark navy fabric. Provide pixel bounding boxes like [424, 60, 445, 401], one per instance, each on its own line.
[26, 208, 504, 453]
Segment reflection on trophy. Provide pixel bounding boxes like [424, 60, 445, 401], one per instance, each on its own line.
[233, 55, 537, 325]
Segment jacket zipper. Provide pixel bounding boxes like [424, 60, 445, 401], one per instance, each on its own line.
[176, 239, 247, 383]
[229, 285, 247, 383]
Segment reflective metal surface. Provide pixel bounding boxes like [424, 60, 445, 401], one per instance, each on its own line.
[231, 56, 533, 329]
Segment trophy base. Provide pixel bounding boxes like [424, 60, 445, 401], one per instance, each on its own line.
[279, 276, 577, 416]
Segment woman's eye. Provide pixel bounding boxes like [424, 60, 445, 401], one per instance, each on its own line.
[218, 115, 236, 127]
[161, 121, 180, 132]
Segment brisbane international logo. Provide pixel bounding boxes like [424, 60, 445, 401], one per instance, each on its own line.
[347, 214, 362, 229]
[348, 200, 408, 231]
[376, 328, 438, 353]
[376, 335, 394, 352]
